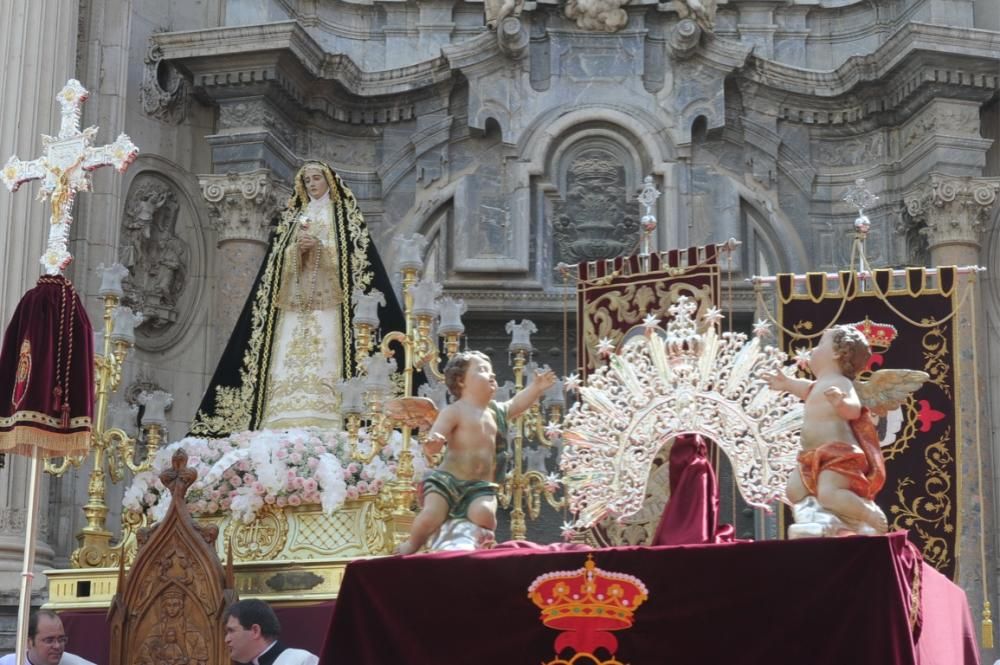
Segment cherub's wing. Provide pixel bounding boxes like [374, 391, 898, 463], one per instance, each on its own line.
[855, 369, 930, 417]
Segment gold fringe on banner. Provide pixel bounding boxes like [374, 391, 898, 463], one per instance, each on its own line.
[0, 426, 91, 458]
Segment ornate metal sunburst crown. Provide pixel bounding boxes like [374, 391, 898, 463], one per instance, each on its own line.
[560, 296, 803, 529]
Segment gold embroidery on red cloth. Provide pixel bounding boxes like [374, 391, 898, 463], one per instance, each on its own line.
[12, 339, 31, 410]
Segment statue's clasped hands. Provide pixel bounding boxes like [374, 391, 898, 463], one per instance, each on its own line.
[297, 232, 319, 252]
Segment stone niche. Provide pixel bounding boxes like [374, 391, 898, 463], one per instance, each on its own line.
[541, 133, 643, 268]
[119, 171, 201, 351]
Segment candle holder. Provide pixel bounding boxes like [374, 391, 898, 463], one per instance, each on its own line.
[44, 276, 164, 568]
[348, 233, 466, 547]
[496, 320, 566, 541]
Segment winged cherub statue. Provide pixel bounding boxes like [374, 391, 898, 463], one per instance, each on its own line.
[763, 324, 928, 538]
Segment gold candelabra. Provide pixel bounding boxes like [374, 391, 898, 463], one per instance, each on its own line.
[45, 269, 165, 568]
[346, 240, 465, 547]
[497, 345, 566, 541]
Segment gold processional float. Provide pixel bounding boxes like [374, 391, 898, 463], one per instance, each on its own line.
[36, 139, 974, 622]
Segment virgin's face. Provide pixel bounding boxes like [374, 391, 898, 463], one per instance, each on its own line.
[302, 168, 330, 200]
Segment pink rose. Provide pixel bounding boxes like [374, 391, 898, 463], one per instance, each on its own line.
[265, 495, 276, 505]
[356, 481, 370, 494]
[347, 462, 360, 474]
[143, 492, 157, 505]
[290, 453, 303, 465]
[303, 479, 318, 493]
[346, 486, 360, 500]
[237, 461, 250, 472]
[275, 449, 288, 460]
[252, 482, 265, 495]
[307, 458, 319, 469]
[207, 500, 219, 514]
[230, 475, 243, 487]
[244, 474, 257, 484]
[294, 442, 307, 453]
[221, 498, 232, 509]
[342, 469, 353, 480]
[276, 496, 288, 508]
[288, 495, 302, 506]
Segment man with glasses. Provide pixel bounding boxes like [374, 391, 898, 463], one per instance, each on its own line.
[0, 611, 96, 665]
[223, 600, 318, 665]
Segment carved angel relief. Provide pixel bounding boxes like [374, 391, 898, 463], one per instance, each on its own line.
[120, 176, 189, 332]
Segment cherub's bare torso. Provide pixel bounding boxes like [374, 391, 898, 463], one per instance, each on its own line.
[800, 374, 861, 452]
[438, 401, 499, 481]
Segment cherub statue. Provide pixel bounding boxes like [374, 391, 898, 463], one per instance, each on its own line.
[764, 325, 928, 538]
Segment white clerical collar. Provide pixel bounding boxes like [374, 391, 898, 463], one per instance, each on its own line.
[252, 640, 278, 665]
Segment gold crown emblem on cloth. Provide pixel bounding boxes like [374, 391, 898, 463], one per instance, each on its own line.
[851, 318, 898, 351]
[528, 555, 649, 631]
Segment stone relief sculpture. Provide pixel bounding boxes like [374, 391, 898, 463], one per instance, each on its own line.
[564, 0, 630, 32]
[672, 0, 717, 32]
[120, 176, 190, 331]
[552, 150, 638, 264]
[485, 0, 525, 30]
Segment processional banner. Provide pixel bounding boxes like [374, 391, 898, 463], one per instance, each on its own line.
[576, 245, 721, 378]
[775, 267, 961, 578]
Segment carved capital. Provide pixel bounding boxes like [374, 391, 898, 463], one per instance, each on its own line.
[200, 170, 290, 244]
[903, 175, 1000, 252]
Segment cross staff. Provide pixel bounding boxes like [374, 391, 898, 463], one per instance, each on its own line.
[1, 79, 138, 275]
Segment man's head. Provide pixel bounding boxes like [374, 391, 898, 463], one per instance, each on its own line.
[444, 351, 496, 400]
[224, 599, 281, 663]
[27, 611, 67, 665]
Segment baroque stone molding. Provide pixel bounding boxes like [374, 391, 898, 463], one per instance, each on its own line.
[0, 507, 48, 539]
[139, 40, 190, 125]
[200, 170, 290, 244]
[902, 175, 1000, 252]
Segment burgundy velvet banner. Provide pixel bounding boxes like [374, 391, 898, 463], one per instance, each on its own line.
[0, 275, 93, 457]
[777, 269, 959, 578]
[576, 246, 720, 378]
[325, 533, 977, 665]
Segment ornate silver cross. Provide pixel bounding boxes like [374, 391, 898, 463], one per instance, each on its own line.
[2, 79, 138, 275]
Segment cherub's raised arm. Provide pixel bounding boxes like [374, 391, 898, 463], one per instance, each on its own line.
[763, 369, 813, 400]
[507, 368, 557, 420]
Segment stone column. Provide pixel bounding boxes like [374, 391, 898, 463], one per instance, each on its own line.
[905, 173, 1000, 648]
[200, 170, 290, 357]
[903, 174, 1000, 267]
[0, 0, 80, 596]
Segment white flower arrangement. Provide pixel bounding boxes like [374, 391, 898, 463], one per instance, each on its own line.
[124, 427, 428, 524]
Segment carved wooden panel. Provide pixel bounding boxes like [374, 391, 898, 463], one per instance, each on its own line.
[109, 450, 236, 665]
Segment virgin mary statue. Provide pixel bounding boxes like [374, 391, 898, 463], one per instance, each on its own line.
[189, 161, 404, 436]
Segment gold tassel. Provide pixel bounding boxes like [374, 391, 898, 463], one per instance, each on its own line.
[984, 601, 994, 649]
